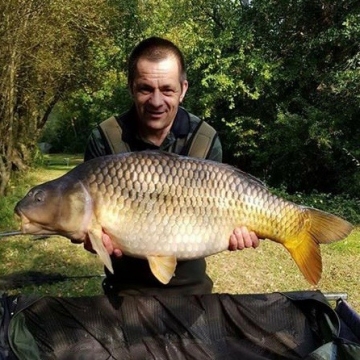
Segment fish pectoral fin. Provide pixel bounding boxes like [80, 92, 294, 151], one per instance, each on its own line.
[88, 229, 114, 274]
[147, 255, 177, 285]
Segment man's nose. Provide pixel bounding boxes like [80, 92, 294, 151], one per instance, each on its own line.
[148, 89, 163, 107]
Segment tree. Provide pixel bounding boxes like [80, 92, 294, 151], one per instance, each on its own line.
[0, 0, 113, 195]
[243, 0, 360, 195]
[170, 0, 360, 195]
[17, 0, 359, 197]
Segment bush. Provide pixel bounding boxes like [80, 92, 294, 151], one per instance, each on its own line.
[272, 187, 360, 225]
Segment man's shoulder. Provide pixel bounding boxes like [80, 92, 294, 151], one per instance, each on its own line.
[180, 107, 216, 133]
[187, 111, 201, 124]
[98, 112, 131, 154]
[100, 110, 130, 127]
[178, 108, 220, 160]
[180, 107, 199, 123]
[97, 109, 135, 138]
[184, 109, 217, 137]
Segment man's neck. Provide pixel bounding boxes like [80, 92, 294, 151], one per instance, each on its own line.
[138, 126, 170, 147]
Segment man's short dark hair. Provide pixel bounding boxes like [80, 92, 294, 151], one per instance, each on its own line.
[128, 37, 187, 87]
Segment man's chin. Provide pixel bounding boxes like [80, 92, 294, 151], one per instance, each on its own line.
[144, 119, 170, 130]
[146, 113, 166, 122]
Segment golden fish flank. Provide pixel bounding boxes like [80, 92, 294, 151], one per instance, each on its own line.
[14, 151, 353, 285]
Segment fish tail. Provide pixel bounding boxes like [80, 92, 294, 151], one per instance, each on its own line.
[284, 207, 353, 285]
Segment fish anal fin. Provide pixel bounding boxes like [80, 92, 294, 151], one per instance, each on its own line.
[147, 255, 177, 284]
[88, 229, 114, 274]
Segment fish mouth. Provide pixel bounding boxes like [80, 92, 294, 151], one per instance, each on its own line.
[15, 208, 88, 243]
[15, 211, 53, 235]
[14, 210, 30, 232]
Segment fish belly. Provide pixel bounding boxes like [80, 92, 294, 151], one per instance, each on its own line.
[101, 202, 237, 259]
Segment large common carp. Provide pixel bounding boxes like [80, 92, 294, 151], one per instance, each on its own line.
[15, 151, 353, 285]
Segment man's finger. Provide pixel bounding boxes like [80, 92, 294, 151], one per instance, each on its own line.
[102, 232, 114, 253]
[250, 231, 260, 248]
[229, 233, 239, 251]
[113, 248, 123, 257]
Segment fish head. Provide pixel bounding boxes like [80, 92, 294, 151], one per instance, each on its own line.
[14, 177, 93, 242]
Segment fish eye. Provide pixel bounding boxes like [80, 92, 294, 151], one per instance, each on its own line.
[33, 190, 45, 202]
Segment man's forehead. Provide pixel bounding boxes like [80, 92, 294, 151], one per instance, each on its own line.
[136, 56, 180, 74]
[133, 58, 182, 88]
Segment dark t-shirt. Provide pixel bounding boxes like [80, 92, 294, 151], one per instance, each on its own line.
[84, 107, 222, 295]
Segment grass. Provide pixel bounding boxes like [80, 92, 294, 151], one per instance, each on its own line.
[208, 231, 360, 308]
[0, 235, 105, 297]
[0, 154, 104, 297]
[0, 154, 359, 312]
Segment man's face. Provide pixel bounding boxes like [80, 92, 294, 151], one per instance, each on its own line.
[130, 56, 188, 134]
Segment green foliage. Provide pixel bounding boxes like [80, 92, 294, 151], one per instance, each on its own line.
[25, 0, 360, 200]
[40, 71, 132, 153]
[181, 0, 360, 212]
[0, 196, 20, 232]
[0, 0, 117, 195]
[272, 187, 360, 225]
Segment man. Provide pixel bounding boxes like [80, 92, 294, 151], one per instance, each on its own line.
[84, 37, 260, 296]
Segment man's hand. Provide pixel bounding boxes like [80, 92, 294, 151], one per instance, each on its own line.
[229, 226, 260, 251]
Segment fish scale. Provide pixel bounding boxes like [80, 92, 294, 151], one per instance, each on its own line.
[84, 154, 245, 256]
[15, 151, 353, 285]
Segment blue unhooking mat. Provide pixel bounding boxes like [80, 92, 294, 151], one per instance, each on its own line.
[1, 291, 360, 359]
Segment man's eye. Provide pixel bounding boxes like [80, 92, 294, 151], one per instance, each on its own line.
[139, 88, 151, 94]
[162, 89, 174, 95]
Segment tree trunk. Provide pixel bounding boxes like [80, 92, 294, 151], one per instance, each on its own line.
[0, 0, 37, 195]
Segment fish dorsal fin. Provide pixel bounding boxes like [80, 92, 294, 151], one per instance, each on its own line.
[147, 255, 177, 284]
[88, 228, 114, 274]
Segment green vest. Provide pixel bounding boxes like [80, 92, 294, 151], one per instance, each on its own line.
[99, 115, 216, 159]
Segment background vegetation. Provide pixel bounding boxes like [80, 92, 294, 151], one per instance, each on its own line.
[0, 0, 359, 199]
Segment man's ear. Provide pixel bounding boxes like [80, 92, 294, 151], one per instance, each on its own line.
[180, 80, 188, 103]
